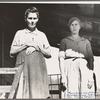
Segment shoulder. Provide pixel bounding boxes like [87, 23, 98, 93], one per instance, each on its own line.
[60, 38, 68, 45]
[16, 29, 26, 33]
[37, 29, 45, 34]
[60, 37, 70, 42]
[15, 29, 26, 35]
[61, 37, 68, 41]
[81, 37, 91, 44]
[37, 29, 47, 37]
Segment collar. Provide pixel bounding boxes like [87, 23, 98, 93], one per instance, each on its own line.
[25, 28, 38, 35]
[66, 36, 85, 42]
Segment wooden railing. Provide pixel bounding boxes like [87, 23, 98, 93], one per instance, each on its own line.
[0, 65, 61, 99]
[0, 64, 23, 99]
[48, 74, 61, 99]
[0, 68, 15, 99]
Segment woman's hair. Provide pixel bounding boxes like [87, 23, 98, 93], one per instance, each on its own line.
[68, 17, 82, 28]
[24, 7, 39, 20]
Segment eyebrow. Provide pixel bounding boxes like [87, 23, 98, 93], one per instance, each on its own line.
[28, 17, 37, 19]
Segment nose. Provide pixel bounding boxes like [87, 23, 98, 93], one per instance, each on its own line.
[31, 18, 34, 20]
[73, 25, 76, 28]
[31, 22, 34, 25]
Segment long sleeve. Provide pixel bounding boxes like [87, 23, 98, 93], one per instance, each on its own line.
[59, 39, 66, 51]
[86, 40, 94, 70]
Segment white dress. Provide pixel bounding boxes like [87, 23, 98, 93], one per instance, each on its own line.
[61, 58, 95, 99]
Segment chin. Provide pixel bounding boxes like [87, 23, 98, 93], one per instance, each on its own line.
[72, 32, 77, 34]
[28, 24, 36, 27]
[29, 26, 35, 29]
[31, 26, 35, 28]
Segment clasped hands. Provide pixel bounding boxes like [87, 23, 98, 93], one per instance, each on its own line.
[25, 41, 42, 55]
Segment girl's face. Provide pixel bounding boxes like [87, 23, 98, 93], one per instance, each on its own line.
[26, 12, 38, 29]
[69, 20, 81, 34]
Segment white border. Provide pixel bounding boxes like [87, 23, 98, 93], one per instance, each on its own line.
[0, 1, 100, 4]
[0, 1, 100, 99]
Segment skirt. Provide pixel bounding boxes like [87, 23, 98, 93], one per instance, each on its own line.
[61, 58, 95, 99]
[14, 50, 49, 99]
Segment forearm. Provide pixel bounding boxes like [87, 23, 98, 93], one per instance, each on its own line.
[88, 58, 94, 70]
[10, 44, 27, 55]
[86, 40, 94, 70]
[40, 47, 51, 58]
[59, 57, 67, 84]
[59, 57, 65, 75]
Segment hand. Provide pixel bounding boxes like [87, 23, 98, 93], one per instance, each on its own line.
[26, 47, 36, 55]
[25, 41, 40, 51]
[61, 74, 67, 92]
[87, 80, 94, 89]
[61, 83, 66, 92]
[87, 70, 94, 89]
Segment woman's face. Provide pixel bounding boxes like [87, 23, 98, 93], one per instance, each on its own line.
[69, 20, 81, 34]
[26, 12, 39, 29]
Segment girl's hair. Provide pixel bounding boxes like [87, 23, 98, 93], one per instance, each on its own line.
[24, 7, 39, 19]
[68, 17, 82, 27]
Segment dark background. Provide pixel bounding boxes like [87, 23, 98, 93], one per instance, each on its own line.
[0, 3, 100, 84]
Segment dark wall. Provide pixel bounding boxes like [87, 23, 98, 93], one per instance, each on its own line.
[0, 3, 100, 68]
[1, 3, 100, 85]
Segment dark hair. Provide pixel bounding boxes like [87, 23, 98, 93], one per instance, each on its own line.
[68, 17, 82, 28]
[24, 7, 39, 20]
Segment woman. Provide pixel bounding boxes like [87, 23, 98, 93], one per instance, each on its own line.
[59, 17, 95, 99]
[9, 7, 51, 99]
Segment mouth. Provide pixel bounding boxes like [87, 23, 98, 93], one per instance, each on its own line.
[73, 28, 76, 30]
[73, 30, 76, 32]
[30, 23, 34, 26]
[30, 24, 35, 26]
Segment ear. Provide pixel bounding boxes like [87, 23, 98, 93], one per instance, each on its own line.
[37, 18, 39, 22]
[24, 16, 27, 22]
[79, 25, 81, 29]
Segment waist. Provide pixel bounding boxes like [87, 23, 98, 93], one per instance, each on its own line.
[65, 56, 86, 61]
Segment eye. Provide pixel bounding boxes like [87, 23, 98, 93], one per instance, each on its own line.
[33, 17, 37, 19]
[71, 24, 74, 26]
[28, 17, 37, 20]
[75, 23, 78, 25]
[28, 17, 32, 20]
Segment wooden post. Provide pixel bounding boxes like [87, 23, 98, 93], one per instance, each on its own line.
[8, 63, 24, 99]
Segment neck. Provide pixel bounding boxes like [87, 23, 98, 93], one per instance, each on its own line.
[71, 34, 80, 39]
[27, 27, 36, 32]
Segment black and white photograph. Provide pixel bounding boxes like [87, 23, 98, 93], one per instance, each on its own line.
[0, 2, 100, 99]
